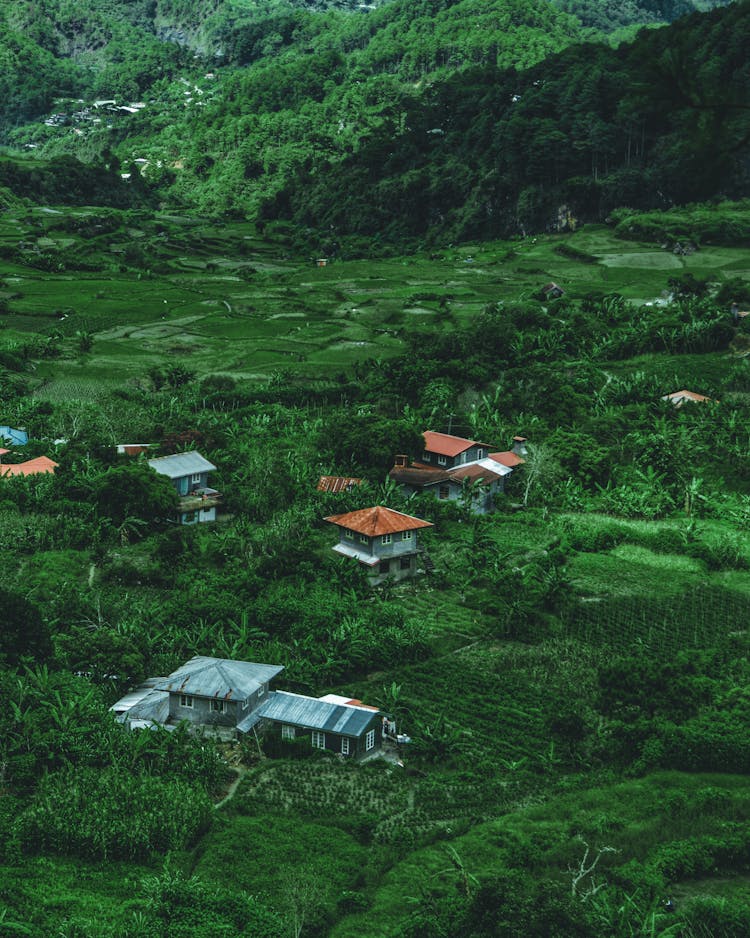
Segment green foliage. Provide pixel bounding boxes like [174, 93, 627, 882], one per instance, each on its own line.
[94, 463, 179, 527]
[142, 864, 281, 938]
[0, 588, 50, 665]
[16, 766, 212, 859]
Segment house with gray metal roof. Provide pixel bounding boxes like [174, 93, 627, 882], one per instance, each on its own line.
[153, 656, 283, 729]
[147, 451, 221, 524]
[256, 690, 383, 759]
[111, 656, 387, 758]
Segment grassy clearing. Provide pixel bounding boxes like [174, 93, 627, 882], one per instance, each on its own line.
[330, 771, 750, 938]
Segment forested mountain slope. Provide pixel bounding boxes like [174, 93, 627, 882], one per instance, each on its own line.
[261, 0, 750, 245]
[552, 0, 731, 31]
[0, 0, 745, 244]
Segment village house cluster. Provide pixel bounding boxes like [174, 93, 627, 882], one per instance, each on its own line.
[111, 655, 404, 760]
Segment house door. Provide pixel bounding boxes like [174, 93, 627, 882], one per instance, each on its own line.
[179, 477, 189, 495]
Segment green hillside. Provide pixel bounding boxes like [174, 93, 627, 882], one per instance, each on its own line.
[2, 3, 750, 937]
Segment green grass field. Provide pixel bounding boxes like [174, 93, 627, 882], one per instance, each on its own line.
[2, 211, 747, 400]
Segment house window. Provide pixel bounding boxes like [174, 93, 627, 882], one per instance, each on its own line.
[180, 695, 193, 708]
[311, 730, 326, 749]
[380, 559, 390, 574]
[344, 528, 354, 540]
[191, 473, 201, 484]
[281, 725, 295, 740]
[381, 534, 392, 545]
[401, 530, 412, 541]
[422, 452, 431, 462]
[437, 455, 447, 465]
[460, 452, 468, 464]
[359, 534, 369, 544]
[211, 699, 226, 713]
[400, 556, 412, 570]
[341, 738, 350, 756]
[242, 697, 249, 710]
[439, 485, 450, 499]
[257, 685, 265, 698]
[365, 729, 375, 751]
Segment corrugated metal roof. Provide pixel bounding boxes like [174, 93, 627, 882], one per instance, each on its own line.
[1, 456, 58, 477]
[154, 657, 283, 700]
[423, 431, 491, 457]
[317, 475, 364, 493]
[148, 451, 216, 479]
[236, 710, 265, 733]
[116, 443, 155, 456]
[258, 691, 380, 737]
[663, 390, 713, 405]
[325, 505, 433, 536]
[449, 464, 503, 484]
[319, 693, 379, 711]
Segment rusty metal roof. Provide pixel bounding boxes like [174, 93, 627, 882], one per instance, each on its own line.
[663, 390, 713, 405]
[388, 466, 451, 487]
[423, 431, 491, 457]
[449, 464, 503, 484]
[325, 505, 433, 536]
[317, 475, 364, 493]
[154, 657, 283, 700]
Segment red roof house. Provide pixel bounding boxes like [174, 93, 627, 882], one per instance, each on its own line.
[325, 506, 433, 584]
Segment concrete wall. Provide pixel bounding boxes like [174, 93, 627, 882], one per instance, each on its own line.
[180, 506, 216, 525]
[370, 553, 417, 583]
[269, 714, 382, 759]
[169, 681, 270, 727]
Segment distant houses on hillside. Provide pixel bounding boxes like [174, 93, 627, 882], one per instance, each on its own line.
[0, 455, 58, 478]
[0, 426, 28, 447]
[662, 389, 715, 406]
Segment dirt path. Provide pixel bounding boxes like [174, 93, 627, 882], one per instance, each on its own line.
[214, 766, 248, 811]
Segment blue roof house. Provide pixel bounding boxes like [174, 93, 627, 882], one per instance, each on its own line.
[0, 426, 28, 446]
[147, 451, 221, 524]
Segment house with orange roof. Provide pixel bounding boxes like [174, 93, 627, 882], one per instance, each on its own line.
[389, 434, 526, 514]
[420, 431, 492, 468]
[0, 455, 58, 478]
[662, 390, 715, 407]
[325, 505, 433, 584]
